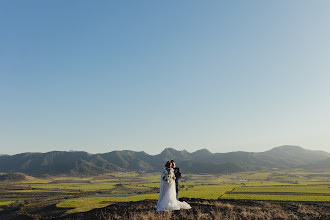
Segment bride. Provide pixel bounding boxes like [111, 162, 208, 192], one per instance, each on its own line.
[156, 161, 191, 211]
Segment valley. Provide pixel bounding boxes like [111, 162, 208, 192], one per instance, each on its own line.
[1, 170, 330, 219]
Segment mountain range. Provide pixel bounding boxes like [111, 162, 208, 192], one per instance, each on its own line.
[0, 145, 329, 176]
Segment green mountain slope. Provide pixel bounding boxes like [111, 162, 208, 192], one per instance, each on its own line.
[0, 146, 329, 175]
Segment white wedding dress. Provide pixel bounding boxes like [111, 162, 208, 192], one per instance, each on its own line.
[156, 168, 191, 211]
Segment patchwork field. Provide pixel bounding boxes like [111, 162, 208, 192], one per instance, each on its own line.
[0, 170, 330, 219]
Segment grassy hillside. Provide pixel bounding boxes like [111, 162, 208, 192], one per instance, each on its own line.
[0, 146, 329, 175]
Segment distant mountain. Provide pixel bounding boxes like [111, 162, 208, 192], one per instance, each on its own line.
[260, 145, 330, 167]
[0, 145, 329, 176]
[305, 158, 330, 171]
[190, 148, 214, 161]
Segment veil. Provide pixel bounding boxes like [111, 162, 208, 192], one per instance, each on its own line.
[157, 168, 167, 207]
[156, 168, 191, 211]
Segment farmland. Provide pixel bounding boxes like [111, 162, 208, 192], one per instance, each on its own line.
[0, 170, 330, 218]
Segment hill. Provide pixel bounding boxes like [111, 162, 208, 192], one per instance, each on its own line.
[60, 199, 330, 220]
[260, 145, 329, 167]
[0, 172, 35, 181]
[305, 157, 330, 171]
[3, 198, 330, 219]
[0, 146, 329, 176]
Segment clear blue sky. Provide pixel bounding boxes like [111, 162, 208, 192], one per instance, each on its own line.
[1, 1, 330, 155]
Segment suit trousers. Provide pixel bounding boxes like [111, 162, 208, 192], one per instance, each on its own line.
[175, 179, 179, 200]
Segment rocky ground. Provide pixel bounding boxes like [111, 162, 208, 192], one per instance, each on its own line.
[2, 198, 330, 219]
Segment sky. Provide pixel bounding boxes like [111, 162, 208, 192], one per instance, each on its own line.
[1, 1, 330, 155]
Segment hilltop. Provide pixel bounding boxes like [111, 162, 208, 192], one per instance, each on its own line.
[60, 198, 330, 220]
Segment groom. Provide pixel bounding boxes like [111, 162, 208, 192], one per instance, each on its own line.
[170, 160, 181, 200]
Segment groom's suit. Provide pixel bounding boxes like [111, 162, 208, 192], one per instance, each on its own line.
[173, 167, 181, 200]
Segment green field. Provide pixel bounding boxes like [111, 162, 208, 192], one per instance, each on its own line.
[56, 194, 159, 214]
[0, 201, 16, 206]
[28, 182, 117, 191]
[1, 171, 330, 215]
[180, 184, 237, 199]
[233, 185, 330, 194]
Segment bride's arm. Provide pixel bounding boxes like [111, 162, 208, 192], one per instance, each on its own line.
[161, 169, 165, 181]
[171, 169, 176, 180]
[161, 169, 169, 182]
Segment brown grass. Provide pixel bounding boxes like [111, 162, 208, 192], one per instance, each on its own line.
[60, 198, 330, 220]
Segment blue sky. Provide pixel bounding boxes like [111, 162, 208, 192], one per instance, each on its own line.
[1, 1, 330, 155]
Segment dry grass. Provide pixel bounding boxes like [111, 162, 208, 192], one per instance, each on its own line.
[60, 198, 330, 220]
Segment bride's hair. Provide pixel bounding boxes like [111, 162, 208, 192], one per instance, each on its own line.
[165, 161, 171, 168]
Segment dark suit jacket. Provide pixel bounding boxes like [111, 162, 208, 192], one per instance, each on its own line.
[173, 167, 181, 181]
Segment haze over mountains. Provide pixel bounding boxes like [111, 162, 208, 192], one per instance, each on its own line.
[0, 145, 329, 176]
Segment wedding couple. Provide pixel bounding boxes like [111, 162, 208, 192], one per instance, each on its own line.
[156, 160, 191, 211]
